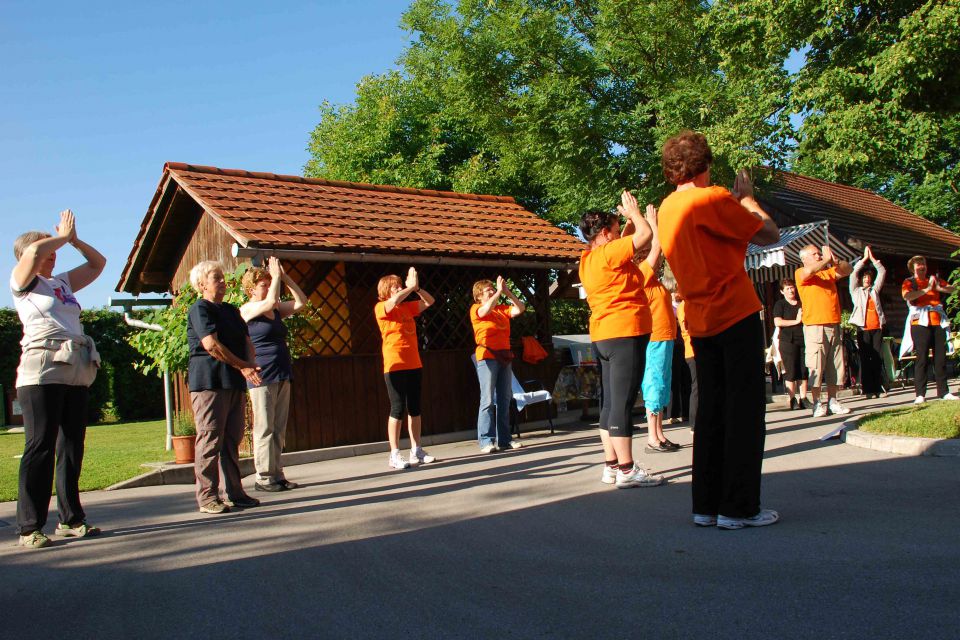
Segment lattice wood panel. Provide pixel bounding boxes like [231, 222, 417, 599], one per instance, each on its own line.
[282, 259, 554, 357]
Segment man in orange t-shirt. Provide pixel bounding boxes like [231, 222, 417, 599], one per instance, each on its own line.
[901, 254, 957, 403]
[795, 244, 852, 417]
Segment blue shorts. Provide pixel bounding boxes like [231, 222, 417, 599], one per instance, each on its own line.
[642, 340, 673, 414]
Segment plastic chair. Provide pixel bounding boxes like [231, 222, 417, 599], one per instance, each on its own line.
[511, 373, 555, 437]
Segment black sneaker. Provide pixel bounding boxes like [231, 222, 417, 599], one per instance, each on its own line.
[277, 479, 299, 490]
[224, 495, 260, 509]
[797, 398, 808, 411]
[660, 439, 681, 451]
[644, 442, 671, 453]
[254, 482, 283, 493]
[789, 397, 798, 410]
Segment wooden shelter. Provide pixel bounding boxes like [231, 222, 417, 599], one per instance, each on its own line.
[118, 163, 584, 451]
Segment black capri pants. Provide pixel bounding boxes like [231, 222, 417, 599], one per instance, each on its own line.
[384, 368, 423, 419]
[594, 334, 649, 437]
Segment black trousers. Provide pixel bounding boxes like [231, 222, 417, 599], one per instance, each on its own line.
[16, 384, 89, 535]
[691, 313, 766, 518]
[669, 339, 691, 420]
[856, 328, 884, 395]
[912, 324, 948, 398]
[686, 357, 699, 431]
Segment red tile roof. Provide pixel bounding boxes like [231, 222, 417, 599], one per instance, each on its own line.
[167, 162, 583, 260]
[763, 171, 960, 260]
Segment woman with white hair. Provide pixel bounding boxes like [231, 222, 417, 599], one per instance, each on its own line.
[11, 209, 106, 549]
[187, 260, 262, 514]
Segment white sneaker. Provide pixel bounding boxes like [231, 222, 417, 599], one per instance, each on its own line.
[388, 451, 410, 470]
[812, 401, 828, 417]
[480, 444, 497, 454]
[615, 464, 663, 488]
[601, 465, 617, 485]
[693, 514, 717, 527]
[505, 441, 522, 450]
[409, 447, 436, 465]
[828, 398, 851, 415]
[942, 393, 959, 401]
[717, 509, 780, 530]
[914, 395, 926, 405]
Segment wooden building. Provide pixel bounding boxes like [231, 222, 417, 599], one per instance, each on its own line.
[118, 163, 583, 451]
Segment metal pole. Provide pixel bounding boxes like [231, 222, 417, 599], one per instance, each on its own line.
[162, 370, 173, 451]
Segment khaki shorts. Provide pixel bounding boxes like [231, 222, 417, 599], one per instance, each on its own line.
[803, 324, 844, 388]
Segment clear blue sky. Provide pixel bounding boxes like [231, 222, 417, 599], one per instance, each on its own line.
[0, 1, 411, 309]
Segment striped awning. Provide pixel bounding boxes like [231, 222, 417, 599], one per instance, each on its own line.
[745, 221, 859, 284]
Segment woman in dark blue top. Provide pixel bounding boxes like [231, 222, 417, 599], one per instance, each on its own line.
[187, 260, 262, 515]
[240, 257, 307, 492]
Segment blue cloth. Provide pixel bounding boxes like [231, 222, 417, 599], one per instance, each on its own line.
[642, 339, 674, 414]
[187, 300, 249, 392]
[247, 312, 292, 387]
[475, 357, 513, 448]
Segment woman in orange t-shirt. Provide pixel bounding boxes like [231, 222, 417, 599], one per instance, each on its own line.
[656, 130, 780, 529]
[902, 254, 957, 402]
[471, 276, 525, 453]
[578, 191, 662, 489]
[375, 267, 436, 470]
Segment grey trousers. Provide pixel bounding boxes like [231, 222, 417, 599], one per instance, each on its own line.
[249, 380, 291, 483]
[190, 389, 246, 507]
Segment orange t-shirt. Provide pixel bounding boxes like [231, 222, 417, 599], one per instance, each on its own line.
[471, 303, 512, 361]
[795, 267, 841, 325]
[676, 301, 694, 359]
[657, 186, 763, 337]
[864, 298, 881, 331]
[375, 300, 422, 373]
[578, 236, 652, 342]
[639, 261, 677, 342]
[902, 276, 946, 325]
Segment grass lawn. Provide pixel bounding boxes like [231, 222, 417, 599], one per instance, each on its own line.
[858, 400, 960, 440]
[0, 420, 174, 503]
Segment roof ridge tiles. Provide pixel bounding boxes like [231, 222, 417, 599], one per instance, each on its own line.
[164, 162, 518, 204]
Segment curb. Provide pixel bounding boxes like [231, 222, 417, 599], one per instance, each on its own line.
[842, 416, 960, 457]
[106, 411, 584, 491]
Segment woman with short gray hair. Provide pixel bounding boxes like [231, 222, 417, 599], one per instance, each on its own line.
[186, 260, 262, 514]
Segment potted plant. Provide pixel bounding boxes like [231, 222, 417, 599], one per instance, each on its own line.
[171, 412, 197, 464]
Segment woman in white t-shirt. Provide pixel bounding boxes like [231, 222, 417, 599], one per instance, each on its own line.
[11, 209, 106, 549]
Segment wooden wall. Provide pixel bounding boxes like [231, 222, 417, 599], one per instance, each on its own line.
[169, 213, 242, 293]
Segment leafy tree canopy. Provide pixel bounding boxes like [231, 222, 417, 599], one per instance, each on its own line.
[306, 0, 958, 231]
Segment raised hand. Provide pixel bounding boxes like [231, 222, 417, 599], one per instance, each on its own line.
[56, 209, 76, 241]
[267, 256, 281, 279]
[617, 190, 641, 222]
[405, 266, 418, 290]
[496, 275, 506, 295]
[732, 169, 754, 201]
[821, 245, 834, 264]
[645, 204, 658, 224]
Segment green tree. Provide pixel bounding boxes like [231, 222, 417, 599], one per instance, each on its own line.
[712, 0, 960, 229]
[306, 0, 793, 226]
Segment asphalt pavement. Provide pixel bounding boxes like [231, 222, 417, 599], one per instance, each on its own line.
[1, 387, 958, 639]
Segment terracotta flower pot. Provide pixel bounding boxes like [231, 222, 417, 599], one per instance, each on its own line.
[171, 434, 197, 464]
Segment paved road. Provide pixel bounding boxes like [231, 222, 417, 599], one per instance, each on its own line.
[1, 388, 958, 639]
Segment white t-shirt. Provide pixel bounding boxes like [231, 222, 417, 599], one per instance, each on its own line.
[11, 271, 83, 341]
